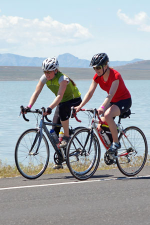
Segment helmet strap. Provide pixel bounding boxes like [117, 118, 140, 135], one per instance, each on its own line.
[99, 66, 108, 77]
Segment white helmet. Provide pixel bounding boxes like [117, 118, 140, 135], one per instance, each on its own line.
[42, 57, 59, 71]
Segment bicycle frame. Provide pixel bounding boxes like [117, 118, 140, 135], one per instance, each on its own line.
[21, 107, 65, 160]
[39, 117, 68, 161]
[66, 108, 148, 180]
[20, 106, 81, 161]
[82, 108, 137, 159]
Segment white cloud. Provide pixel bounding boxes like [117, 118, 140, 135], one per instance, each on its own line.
[117, 9, 150, 32]
[0, 15, 93, 54]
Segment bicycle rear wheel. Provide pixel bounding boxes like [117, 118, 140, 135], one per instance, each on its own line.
[15, 129, 49, 179]
[117, 126, 148, 176]
[66, 128, 101, 180]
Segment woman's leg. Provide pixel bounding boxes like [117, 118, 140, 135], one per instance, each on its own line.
[104, 105, 120, 143]
[59, 98, 82, 147]
[52, 106, 61, 136]
[61, 119, 69, 137]
[105, 98, 132, 144]
[102, 105, 121, 154]
[97, 103, 111, 131]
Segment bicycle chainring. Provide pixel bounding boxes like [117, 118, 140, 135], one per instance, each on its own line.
[104, 152, 114, 165]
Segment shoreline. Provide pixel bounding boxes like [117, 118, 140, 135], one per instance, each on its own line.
[0, 66, 150, 80]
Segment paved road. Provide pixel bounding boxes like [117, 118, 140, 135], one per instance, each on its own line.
[0, 166, 150, 225]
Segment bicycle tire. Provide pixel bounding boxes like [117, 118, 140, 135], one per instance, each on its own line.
[66, 128, 101, 180]
[15, 129, 50, 179]
[116, 126, 148, 176]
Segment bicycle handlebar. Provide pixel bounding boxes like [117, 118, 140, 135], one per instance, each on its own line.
[21, 105, 103, 124]
[71, 107, 103, 124]
[20, 106, 52, 122]
[71, 107, 82, 122]
[20, 106, 83, 123]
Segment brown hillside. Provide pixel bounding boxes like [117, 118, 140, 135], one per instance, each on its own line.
[114, 60, 150, 80]
[115, 60, 150, 70]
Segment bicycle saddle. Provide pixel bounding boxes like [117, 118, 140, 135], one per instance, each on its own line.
[119, 109, 131, 119]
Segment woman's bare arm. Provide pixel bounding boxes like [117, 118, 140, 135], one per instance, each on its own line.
[28, 80, 44, 107]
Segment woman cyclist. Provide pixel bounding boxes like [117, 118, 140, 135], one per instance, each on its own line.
[24, 57, 82, 169]
[75, 53, 132, 155]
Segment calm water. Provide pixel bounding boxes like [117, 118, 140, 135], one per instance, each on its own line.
[0, 80, 150, 165]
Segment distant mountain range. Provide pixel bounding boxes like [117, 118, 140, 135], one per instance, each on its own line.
[0, 53, 144, 68]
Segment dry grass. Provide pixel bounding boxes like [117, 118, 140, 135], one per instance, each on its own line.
[0, 160, 70, 179]
[1, 155, 150, 179]
[0, 161, 20, 178]
[146, 154, 150, 166]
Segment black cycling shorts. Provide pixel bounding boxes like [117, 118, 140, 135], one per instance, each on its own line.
[110, 98, 132, 115]
[53, 97, 82, 125]
[59, 97, 82, 121]
[52, 97, 82, 135]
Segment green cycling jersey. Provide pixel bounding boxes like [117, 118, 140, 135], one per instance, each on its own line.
[46, 71, 81, 103]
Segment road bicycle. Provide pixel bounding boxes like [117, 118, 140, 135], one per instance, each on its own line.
[15, 106, 83, 179]
[66, 108, 148, 180]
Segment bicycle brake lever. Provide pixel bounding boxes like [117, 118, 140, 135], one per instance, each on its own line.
[20, 105, 29, 122]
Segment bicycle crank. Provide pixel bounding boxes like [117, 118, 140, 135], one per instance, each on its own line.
[104, 152, 116, 165]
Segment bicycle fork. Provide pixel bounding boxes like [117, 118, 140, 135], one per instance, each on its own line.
[29, 120, 44, 155]
[29, 131, 41, 156]
[82, 129, 94, 156]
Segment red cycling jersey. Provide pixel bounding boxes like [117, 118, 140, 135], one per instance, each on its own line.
[93, 68, 131, 102]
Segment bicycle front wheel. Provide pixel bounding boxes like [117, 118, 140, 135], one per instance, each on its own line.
[66, 128, 101, 180]
[117, 126, 148, 176]
[15, 129, 50, 179]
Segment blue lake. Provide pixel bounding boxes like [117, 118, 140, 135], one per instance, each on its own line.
[0, 80, 149, 165]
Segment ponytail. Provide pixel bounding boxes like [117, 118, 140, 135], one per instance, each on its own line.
[68, 77, 76, 86]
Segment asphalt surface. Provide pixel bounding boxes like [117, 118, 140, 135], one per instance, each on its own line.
[0, 166, 150, 225]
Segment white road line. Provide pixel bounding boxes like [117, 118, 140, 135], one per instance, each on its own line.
[0, 175, 150, 191]
[0, 179, 100, 191]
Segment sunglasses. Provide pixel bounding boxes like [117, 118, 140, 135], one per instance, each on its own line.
[44, 71, 52, 74]
[93, 65, 104, 70]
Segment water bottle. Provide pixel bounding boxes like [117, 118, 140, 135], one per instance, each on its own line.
[100, 130, 111, 147]
[50, 129, 59, 144]
[59, 131, 64, 143]
[58, 131, 65, 158]
[100, 124, 113, 146]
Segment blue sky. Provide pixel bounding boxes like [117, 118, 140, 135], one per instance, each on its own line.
[0, 0, 150, 61]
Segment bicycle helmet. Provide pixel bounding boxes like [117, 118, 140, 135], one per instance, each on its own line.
[42, 57, 59, 71]
[90, 53, 109, 67]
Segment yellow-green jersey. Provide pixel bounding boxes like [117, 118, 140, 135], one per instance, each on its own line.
[40, 71, 81, 103]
